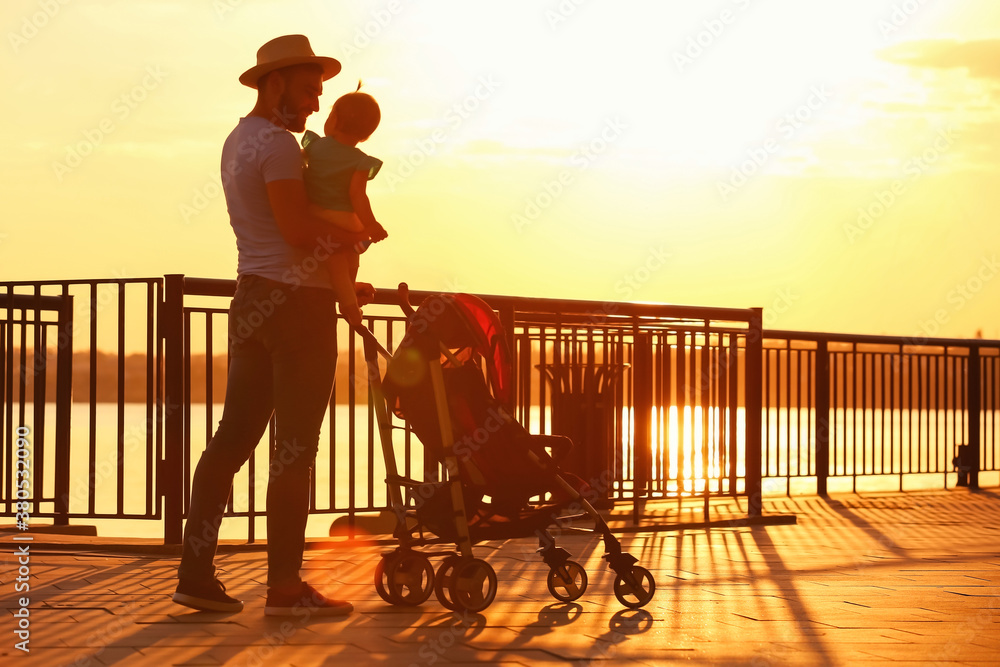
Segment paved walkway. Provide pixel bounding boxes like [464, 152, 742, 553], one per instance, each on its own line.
[2, 490, 998, 666]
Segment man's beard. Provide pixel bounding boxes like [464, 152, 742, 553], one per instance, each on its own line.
[275, 95, 305, 132]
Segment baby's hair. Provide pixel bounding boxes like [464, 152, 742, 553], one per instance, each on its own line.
[332, 82, 380, 141]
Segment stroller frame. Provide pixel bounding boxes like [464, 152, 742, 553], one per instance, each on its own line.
[358, 285, 656, 613]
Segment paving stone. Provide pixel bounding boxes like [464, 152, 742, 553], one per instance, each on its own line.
[1, 490, 998, 666]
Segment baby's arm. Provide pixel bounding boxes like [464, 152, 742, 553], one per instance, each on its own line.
[348, 171, 388, 242]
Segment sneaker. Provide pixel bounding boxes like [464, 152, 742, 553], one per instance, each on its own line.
[173, 578, 244, 613]
[265, 582, 353, 617]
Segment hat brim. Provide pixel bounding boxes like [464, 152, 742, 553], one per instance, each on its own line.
[240, 55, 341, 89]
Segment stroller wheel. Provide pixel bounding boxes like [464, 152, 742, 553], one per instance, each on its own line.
[434, 555, 462, 611]
[385, 552, 435, 606]
[450, 558, 498, 613]
[374, 552, 402, 604]
[546, 560, 588, 602]
[613, 565, 656, 609]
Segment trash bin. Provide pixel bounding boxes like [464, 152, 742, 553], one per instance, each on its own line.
[540, 362, 627, 508]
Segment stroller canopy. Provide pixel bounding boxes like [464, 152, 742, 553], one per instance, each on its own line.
[386, 293, 512, 407]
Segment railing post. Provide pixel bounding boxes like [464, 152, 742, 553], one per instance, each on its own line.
[54, 294, 73, 525]
[632, 331, 653, 516]
[163, 274, 185, 544]
[745, 308, 764, 518]
[815, 340, 830, 497]
[968, 346, 981, 490]
[499, 303, 517, 417]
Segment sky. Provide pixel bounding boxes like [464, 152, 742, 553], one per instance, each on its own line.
[3, 0, 1000, 339]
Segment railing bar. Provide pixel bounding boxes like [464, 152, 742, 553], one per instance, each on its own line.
[891, 351, 898, 479]
[114, 283, 126, 516]
[368, 323, 376, 513]
[88, 283, 98, 515]
[664, 330, 673, 497]
[784, 346, 791, 485]
[205, 315, 214, 460]
[16, 307, 27, 433]
[806, 347, 814, 478]
[609, 334, 624, 495]
[791, 347, 799, 481]
[862, 351, 869, 477]
[763, 348, 770, 479]
[953, 353, 959, 475]
[849, 347, 856, 491]
[713, 336, 723, 493]
[934, 354, 941, 474]
[146, 281, 156, 517]
[830, 351, 838, 479]
[183, 310, 193, 516]
[30, 285, 47, 509]
[919, 355, 926, 473]
[348, 322, 357, 521]
[908, 350, 913, 483]
[701, 333, 710, 499]
[155, 279, 165, 521]
[674, 331, 684, 499]
[33, 325, 46, 508]
[875, 352, 890, 474]
[0, 315, 7, 511]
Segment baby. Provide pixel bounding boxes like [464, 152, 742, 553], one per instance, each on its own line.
[301, 86, 388, 326]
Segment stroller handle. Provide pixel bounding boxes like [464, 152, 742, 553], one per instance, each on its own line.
[352, 323, 393, 360]
[349, 282, 422, 360]
[397, 282, 417, 319]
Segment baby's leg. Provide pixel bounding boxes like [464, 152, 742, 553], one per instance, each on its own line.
[326, 251, 362, 327]
[310, 206, 370, 253]
[310, 205, 364, 232]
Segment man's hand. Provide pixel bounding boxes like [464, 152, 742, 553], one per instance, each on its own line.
[355, 282, 376, 307]
[366, 222, 388, 243]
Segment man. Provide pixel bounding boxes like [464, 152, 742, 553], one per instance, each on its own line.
[173, 35, 372, 616]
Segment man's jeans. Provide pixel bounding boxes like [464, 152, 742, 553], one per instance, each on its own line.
[178, 274, 338, 588]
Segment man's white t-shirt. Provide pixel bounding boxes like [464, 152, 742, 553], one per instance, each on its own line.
[220, 116, 332, 290]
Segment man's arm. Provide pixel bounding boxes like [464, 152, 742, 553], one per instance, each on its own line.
[266, 178, 370, 248]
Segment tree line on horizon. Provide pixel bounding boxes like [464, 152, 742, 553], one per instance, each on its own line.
[4, 348, 366, 404]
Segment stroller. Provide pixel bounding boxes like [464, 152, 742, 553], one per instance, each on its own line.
[358, 285, 656, 613]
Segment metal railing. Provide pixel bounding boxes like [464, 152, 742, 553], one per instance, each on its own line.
[2, 279, 162, 528]
[761, 331, 1000, 494]
[4, 274, 997, 545]
[165, 277, 763, 543]
[1, 291, 74, 526]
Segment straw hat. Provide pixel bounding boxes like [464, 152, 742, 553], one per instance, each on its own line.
[240, 35, 341, 89]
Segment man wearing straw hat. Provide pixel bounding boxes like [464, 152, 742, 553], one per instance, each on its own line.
[173, 35, 372, 616]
